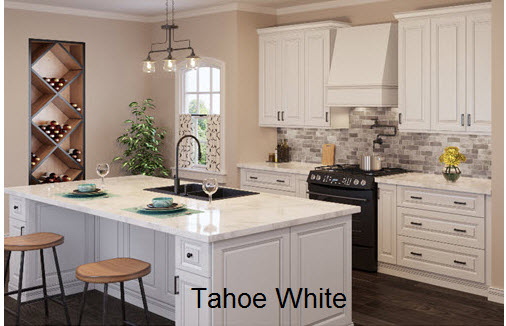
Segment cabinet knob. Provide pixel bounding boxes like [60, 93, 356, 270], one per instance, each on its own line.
[186, 252, 193, 258]
[13, 205, 18, 210]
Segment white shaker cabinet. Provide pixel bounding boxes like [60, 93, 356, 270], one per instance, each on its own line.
[395, 3, 491, 134]
[258, 21, 349, 128]
[377, 184, 397, 265]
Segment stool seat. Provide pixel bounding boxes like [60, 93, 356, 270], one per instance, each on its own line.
[5, 232, 64, 251]
[76, 258, 151, 284]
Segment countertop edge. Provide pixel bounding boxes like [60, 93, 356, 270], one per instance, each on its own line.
[237, 162, 317, 175]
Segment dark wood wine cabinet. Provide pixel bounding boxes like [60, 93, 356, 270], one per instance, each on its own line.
[29, 39, 85, 184]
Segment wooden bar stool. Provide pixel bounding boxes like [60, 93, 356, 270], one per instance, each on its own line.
[76, 258, 151, 326]
[4, 232, 71, 326]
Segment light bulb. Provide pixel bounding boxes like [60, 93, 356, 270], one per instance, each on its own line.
[163, 58, 177, 72]
[142, 55, 156, 73]
[186, 52, 200, 70]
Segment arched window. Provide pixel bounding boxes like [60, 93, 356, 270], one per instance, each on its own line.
[176, 58, 224, 173]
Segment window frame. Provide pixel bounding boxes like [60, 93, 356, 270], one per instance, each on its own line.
[175, 57, 226, 174]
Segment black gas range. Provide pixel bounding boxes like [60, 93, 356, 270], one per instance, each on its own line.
[307, 164, 407, 272]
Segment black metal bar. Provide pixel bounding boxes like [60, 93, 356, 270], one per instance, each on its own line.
[306, 191, 368, 202]
[103, 283, 109, 326]
[40, 249, 49, 317]
[120, 282, 126, 325]
[123, 321, 137, 326]
[16, 251, 25, 325]
[78, 282, 88, 326]
[53, 247, 71, 326]
[5, 284, 44, 296]
[139, 278, 150, 326]
[5, 250, 11, 284]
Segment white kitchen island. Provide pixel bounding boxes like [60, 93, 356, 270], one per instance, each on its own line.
[5, 175, 360, 326]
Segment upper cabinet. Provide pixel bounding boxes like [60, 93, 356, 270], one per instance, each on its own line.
[258, 21, 349, 128]
[396, 3, 491, 134]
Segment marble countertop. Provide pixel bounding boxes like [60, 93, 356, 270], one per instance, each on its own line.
[5, 176, 360, 242]
[237, 162, 320, 175]
[375, 172, 491, 195]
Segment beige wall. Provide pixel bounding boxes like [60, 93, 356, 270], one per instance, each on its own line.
[491, 0, 504, 289]
[277, 0, 489, 25]
[148, 11, 277, 187]
[4, 9, 152, 227]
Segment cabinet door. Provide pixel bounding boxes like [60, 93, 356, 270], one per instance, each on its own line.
[398, 19, 431, 130]
[304, 30, 330, 127]
[378, 184, 397, 264]
[466, 13, 491, 133]
[430, 15, 466, 132]
[259, 35, 282, 126]
[290, 217, 352, 326]
[175, 269, 211, 326]
[296, 175, 309, 198]
[281, 33, 305, 126]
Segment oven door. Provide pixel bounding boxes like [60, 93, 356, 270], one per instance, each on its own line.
[307, 183, 377, 248]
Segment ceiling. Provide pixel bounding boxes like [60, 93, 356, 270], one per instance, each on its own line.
[7, 0, 338, 17]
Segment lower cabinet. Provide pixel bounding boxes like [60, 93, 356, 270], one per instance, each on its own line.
[240, 168, 309, 198]
[175, 269, 211, 326]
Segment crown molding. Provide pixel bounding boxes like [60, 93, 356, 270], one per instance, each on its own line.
[394, 2, 491, 20]
[276, 0, 390, 15]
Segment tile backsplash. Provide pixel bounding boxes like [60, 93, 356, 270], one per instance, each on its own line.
[277, 108, 491, 179]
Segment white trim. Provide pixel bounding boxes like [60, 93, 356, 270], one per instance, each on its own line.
[488, 287, 504, 304]
[394, 2, 491, 20]
[276, 0, 390, 15]
[151, 3, 276, 21]
[257, 20, 350, 35]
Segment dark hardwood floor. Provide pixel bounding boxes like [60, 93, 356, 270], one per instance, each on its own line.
[5, 271, 503, 325]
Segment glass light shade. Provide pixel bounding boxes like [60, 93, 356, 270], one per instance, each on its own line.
[142, 59, 156, 73]
[186, 56, 200, 70]
[163, 58, 177, 72]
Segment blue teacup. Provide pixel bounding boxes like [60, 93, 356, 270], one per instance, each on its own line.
[152, 197, 173, 208]
[78, 184, 96, 193]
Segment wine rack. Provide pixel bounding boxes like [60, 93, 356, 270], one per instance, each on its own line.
[29, 39, 85, 184]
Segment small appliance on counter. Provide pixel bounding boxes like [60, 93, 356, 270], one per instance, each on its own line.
[307, 164, 407, 272]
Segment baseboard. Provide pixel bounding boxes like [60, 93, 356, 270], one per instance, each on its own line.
[487, 287, 504, 304]
[378, 262, 489, 297]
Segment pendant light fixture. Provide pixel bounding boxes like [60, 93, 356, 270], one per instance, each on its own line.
[142, 0, 200, 73]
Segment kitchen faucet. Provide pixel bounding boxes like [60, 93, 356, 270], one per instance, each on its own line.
[174, 135, 202, 195]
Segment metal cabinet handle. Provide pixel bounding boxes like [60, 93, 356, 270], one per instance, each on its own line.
[410, 252, 422, 257]
[453, 228, 467, 233]
[174, 276, 179, 294]
[399, 113, 402, 124]
[249, 176, 258, 180]
[461, 114, 465, 126]
[276, 179, 285, 183]
[454, 260, 467, 265]
[454, 201, 467, 205]
[186, 252, 193, 258]
[277, 111, 280, 121]
[281, 111, 284, 121]
[410, 222, 422, 226]
[13, 205, 18, 210]
[20, 226, 25, 235]
[467, 114, 471, 126]
[325, 112, 329, 123]
[410, 196, 422, 200]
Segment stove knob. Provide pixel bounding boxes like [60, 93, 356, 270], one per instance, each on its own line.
[360, 180, 367, 186]
[353, 179, 359, 185]
[310, 174, 316, 180]
[316, 175, 321, 181]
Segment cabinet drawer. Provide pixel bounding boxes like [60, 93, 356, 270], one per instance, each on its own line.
[397, 207, 484, 249]
[9, 196, 26, 221]
[397, 186, 484, 217]
[175, 237, 211, 277]
[242, 170, 295, 192]
[397, 235, 484, 282]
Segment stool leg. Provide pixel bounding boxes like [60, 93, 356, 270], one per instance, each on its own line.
[39, 249, 49, 317]
[120, 281, 126, 325]
[77, 282, 88, 326]
[52, 247, 71, 326]
[103, 283, 109, 326]
[15, 251, 25, 326]
[139, 278, 150, 326]
[4, 250, 11, 285]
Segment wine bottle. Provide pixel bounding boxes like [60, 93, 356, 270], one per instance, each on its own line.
[44, 77, 51, 83]
[76, 158, 82, 163]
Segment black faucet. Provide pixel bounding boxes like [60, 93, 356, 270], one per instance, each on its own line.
[174, 135, 202, 195]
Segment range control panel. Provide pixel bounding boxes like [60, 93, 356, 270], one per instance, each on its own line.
[307, 171, 374, 189]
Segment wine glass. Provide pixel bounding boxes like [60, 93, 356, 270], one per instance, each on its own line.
[202, 178, 218, 204]
[96, 163, 110, 188]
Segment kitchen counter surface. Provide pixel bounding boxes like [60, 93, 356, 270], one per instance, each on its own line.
[375, 172, 491, 195]
[237, 161, 319, 175]
[5, 175, 360, 242]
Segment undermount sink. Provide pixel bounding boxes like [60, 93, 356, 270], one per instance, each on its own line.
[144, 183, 259, 201]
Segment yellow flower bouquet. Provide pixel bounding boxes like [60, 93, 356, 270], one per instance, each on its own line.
[439, 146, 466, 182]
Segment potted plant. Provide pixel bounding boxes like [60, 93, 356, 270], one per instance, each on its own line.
[113, 99, 170, 177]
[439, 146, 466, 182]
